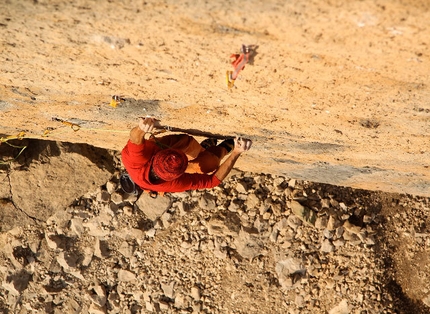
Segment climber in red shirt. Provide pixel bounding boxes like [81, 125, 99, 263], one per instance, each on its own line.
[121, 117, 252, 193]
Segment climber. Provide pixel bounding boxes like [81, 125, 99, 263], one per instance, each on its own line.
[121, 117, 252, 194]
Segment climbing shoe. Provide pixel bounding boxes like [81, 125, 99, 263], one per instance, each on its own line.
[218, 138, 235, 153]
[120, 173, 138, 195]
[200, 138, 218, 149]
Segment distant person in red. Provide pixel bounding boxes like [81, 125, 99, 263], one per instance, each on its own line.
[121, 117, 252, 193]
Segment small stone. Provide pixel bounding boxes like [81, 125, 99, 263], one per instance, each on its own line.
[107, 290, 120, 310]
[262, 212, 271, 220]
[284, 187, 293, 198]
[81, 247, 93, 267]
[207, 212, 241, 236]
[363, 215, 373, 223]
[340, 214, 350, 220]
[288, 178, 296, 188]
[228, 200, 241, 212]
[332, 239, 345, 247]
[174, 293, 185, 308]
[245, 194, 260, 209]
[57, 251, 78, 271]
[323, 229, 333, 239]
[330, 199, 339, 207]
[270, 229, 278, 242]
[83, 220, 109, 237]
[320, 239, 334, 253]
[365, 235, 376, 246]
[2, 269, 32, 295]
[233, 229, 265, 259]
[94, 239, 110, 259]
[161, 212, 172, 228]
[198, 194, 216, 210]
[135, 193, 171, 221]
[422, 294, 430, 307]
[191, 286, 200, 301]
[89, 282, 107, 307]
[88, 303, 106, 314]
[159, 301, 169, 310]
[118, 242, 134, 258]
[110, 192, 123, 205]
[343, 221, 361, 234]
[357, 231, 367, 242]
[192, 302, 202, 313]
[328, 299, 349, 314]
[325, 279, 335, 289]
[287, 214, 302, 230]
[273, 176, 285, 187]
[275, 258, 305, 290]
[271, 203, 282, 216]
[117, 269, 136, 282]
[161, 281, 175, 299]
[123, 192, 138, 203]
[106, 181, 117, 194]
[327, 215, 340, 231]
[70, 218, 84, 237]
[146, 228, 156, 238]
[235, 182, 248, 194]
[96, 191, 111, 203]
[315, 216, 328, 229]
[289, 201, 316, 227]
[295, 295, 304, 308]
[45, 233, 68, 251]
[321, 198, 330, 208]
[335, 226, 344, 238]
[109, 202, 119, 214]
[123, 205, 133, 216]
[275, 218, 289, 231]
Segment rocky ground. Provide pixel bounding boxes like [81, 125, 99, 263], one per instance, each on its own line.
[1, 143, 429, 313]
[1, 0, 430, 313]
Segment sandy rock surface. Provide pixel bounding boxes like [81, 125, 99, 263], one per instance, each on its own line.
[1, 0, 429, 196]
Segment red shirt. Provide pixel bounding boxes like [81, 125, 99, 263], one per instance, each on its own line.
[121, 140, 221, 193]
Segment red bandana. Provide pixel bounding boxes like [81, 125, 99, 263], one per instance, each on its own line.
[152, 149, 188, 181]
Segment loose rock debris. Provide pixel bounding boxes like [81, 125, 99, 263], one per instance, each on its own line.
[1, 167, 430, 313]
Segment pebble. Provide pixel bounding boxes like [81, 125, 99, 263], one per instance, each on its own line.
[110, 192, 123, 205]
[70, 218, 84, 237]
[320, 239, 334, 253]
[161, 281, 175, 299]
[290, 201, 316, 227]
[245, 194, 260, 209]
[315, 216, 328, 229]
[236, 182, 248, 194]
[328, 299, 349, 314]
[97, 191, 111, 203]
[117, 269, 136, 282]
[191, 286, 201, 301]
[106, 181, 117, 194]
[327, 215, 340, 231]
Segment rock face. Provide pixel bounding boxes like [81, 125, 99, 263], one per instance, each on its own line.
[0, 145, 429, 313]
[5, 140, 115, 221]
[0, 0, 429, 197]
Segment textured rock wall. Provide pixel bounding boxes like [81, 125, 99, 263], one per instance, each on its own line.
[1, 0, 429, 196]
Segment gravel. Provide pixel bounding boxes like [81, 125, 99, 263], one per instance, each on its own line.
[1, 165, 429, 313]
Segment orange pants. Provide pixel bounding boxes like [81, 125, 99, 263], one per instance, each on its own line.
[154, 134, 228, 174]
